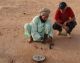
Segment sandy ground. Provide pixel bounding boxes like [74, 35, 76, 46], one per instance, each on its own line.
[0, 0, 80, 63]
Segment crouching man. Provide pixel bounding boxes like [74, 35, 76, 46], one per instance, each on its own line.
[53, 2, 77, 38]
[24, 8, 54, 49]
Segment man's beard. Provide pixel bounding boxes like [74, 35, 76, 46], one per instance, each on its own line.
[40, 16, 46, 23]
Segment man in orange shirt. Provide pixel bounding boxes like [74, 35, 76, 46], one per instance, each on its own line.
[53, 2, 77, 38]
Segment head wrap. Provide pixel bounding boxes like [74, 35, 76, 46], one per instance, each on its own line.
[40, 8, 50, 16]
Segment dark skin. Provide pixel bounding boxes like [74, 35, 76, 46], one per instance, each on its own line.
[41, 15, 49, 21]
[40, 15, 54, 49]
[28, 15, 49, 43]
[29, 15, 53, 44]
[40, 15, 53, 43]
[28, 36, 33, 43]
[28, 14, 54, 49]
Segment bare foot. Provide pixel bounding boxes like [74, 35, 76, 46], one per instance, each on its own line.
[67, 33, 71, 39]
[27, 38, 33, 43]
[57, 32, 62, 35]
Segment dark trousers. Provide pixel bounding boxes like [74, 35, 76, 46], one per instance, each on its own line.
[53, 20, 77, 34]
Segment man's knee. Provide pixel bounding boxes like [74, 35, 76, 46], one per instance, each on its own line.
[53, 23, 62, 32]
[24, 23, 31, 33]
[67, 21, 77, 29]
[66, 21, 77, 34]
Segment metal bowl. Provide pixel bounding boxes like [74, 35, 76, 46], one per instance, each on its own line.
[32, 55, 46, 62]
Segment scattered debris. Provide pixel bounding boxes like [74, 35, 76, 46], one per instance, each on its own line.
[23, 13, 26, 15]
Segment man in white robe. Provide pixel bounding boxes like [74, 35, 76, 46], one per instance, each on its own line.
[24, 8, 53, 46]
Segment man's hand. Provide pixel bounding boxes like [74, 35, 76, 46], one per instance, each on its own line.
[57, 22, 62, 27]
[27, 36, 33, 43]
[63, 25, 69, 32]
[63, 22, 67, 26]
[45, 36, 52, 43]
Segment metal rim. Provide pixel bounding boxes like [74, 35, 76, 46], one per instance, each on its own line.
[32, 55, 46, 62]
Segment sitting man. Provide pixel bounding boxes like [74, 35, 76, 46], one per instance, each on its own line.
[53, 2, 77, 38]
[24, 8, 53, 48]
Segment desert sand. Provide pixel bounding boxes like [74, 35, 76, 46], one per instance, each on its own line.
[0, 0, 80, 63]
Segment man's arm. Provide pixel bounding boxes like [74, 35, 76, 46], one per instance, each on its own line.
[64, 7, 75, 25]
[55, 9, 63, 26]
[31, 16, 41, 41]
